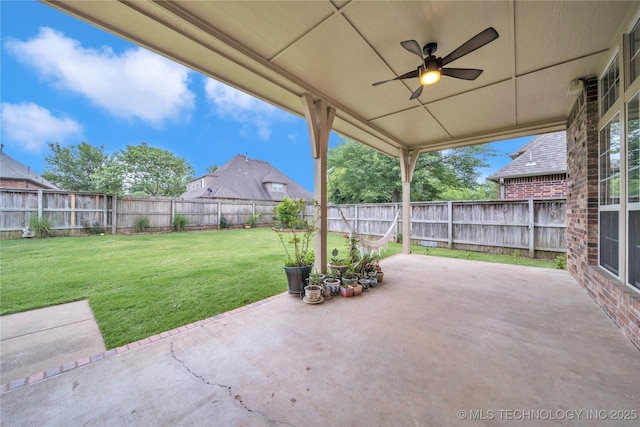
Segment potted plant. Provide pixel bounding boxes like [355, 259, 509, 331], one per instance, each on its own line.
[274, 198, 318, 295]
[304, 271, 324, 302]
[327, 247, 348, 278]
[323, 272, 341, 296]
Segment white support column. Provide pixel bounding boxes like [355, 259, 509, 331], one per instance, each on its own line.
[302, 94, 336, 273]
[399, 148, 418, 254]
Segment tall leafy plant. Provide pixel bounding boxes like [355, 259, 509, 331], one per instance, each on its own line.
[273, 198, 317, 267]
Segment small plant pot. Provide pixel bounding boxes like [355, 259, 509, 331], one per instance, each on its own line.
[340, 285, 354, 297]
[359, 278, 371, 291]
[341, 277, 358, 287]
[324, 278, 341, 295]
[304, 285, 322, 302]
[376, 271, 384, 283]
[352, 284, 363, 296]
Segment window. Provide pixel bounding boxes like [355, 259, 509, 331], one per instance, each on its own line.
[599, 116, 621, 276]
[271, 183, 284, 192]
[629, 20, 640, 84]
[601, 54, 619, 114]
[599, 117, 621, 206]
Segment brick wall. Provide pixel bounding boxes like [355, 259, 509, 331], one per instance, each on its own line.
[566, 77, 640, 350]
[0, 179, 48, 190]
[503, 174, 567, 199]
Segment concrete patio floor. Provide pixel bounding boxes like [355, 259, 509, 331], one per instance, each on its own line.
[1, 254, 639, 426]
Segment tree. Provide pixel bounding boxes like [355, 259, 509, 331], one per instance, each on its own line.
[93, 143, 194, 196]
[327, 137, 496, 203]
[436, 180, 499, 201]
[205, 164, 219, 173]
[42, 142, 107, 191]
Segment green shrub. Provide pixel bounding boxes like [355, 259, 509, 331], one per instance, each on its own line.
[172, 214, 188, 232]
[133, 216, 150, 233]
[273, 198, 306, 229]
[29, 216, 54, 238]
[219, 215, 228, 229]
[555, 253, 567, 269]
[245, 213, 262, 228]
[83, 221, 106, 235]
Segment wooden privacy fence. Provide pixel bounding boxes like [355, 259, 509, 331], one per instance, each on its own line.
[329, 199, 566, 258]
[0, 189, 280, 238]
[0, 189, 566, 257]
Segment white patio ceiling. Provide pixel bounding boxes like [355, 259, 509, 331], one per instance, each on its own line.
[43, 0, 638, 157]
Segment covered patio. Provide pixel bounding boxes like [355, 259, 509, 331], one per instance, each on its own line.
[1, 256, 638, 425]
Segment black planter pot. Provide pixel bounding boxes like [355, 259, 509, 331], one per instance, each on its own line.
[283, 264, 313, 294]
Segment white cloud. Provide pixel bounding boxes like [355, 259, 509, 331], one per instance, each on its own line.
[4, 27, 194, 126]
[204, 78, 289, 140]
[1, 102, 83, 152]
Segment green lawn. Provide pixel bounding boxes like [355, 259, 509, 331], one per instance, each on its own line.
[0, 228, 556, 348]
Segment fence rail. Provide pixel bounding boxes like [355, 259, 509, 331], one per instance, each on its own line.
[0, 189, 566, 257]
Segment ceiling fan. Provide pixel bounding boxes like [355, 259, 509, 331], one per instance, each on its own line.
[373, 27, 499, 100]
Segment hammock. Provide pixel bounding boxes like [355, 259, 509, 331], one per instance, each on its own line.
[338, 207, 400, 255]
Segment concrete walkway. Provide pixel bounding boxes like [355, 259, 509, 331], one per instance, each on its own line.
[1, 255, 638, 426]
[0, 300, 106, 385]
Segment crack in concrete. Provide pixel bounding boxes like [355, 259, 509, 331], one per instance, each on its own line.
[170, 342, 296, 427]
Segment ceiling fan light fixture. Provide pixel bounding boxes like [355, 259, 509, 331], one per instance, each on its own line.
[420, 70, 441, 85]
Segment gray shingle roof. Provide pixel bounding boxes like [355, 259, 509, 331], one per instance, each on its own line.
[0, 151, 60, 189]
[180, 154, 313, 201]
[488, 131, 566, 181]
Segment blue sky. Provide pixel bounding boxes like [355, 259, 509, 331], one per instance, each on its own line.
[1, 1, 532, 192]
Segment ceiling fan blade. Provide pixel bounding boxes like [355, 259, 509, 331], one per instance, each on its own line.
[372, 69, 419, 86]
[401, 40, 424, 59]
[441, 27, 499, 66]
[410, 85, 423, 100]
[441, 68, 484, 80]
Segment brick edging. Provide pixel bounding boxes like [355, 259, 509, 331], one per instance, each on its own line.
[1, 293, 288, 394]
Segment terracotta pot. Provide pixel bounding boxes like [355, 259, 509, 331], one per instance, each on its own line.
[352, 284, 363, 296]
[340, 286, 354, 297]
[376, 271, 384, 283]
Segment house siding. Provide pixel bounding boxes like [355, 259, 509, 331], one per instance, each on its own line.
[502, 174, 567, 199]
[566, 77, 640, 350]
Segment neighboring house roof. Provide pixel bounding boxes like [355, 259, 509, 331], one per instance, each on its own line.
[488, 131, 567, 181]
[181, 154, 313, 201]
[0, 150, 60, 190]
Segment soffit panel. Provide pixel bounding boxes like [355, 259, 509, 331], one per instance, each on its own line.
[428, 80, 515, 137]
[272, 14, 411, 120]
[174, 1, 336, 60]
[514, 1, 635, 75]
[516, 53, 608, 125]
[371, 107, 449, 147]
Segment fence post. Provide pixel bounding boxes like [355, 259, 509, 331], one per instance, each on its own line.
[528, 199, 535, 257]
[37, 189, 43, 220]
[171, 199, 175, 226]
[448, 201, 453, 249]
[70, 193, 76, 228]
[354, 204, 358, 233]
[103, 194, 108, 229]
[112, 195, 117, 235]
[395, 203, 400, 241]
[217, 201, 221, 229]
